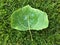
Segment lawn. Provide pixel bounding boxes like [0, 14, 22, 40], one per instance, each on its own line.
[0, 0, 60, 45]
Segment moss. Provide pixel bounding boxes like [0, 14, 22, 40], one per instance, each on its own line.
[0, 0, 60, 45]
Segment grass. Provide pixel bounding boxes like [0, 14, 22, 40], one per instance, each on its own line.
[0, 0, 60, 45]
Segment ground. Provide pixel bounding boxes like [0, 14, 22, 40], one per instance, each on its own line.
[0, 0, 60, 45]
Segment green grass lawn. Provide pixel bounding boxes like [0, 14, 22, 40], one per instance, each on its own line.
[0, 0, 60, 45]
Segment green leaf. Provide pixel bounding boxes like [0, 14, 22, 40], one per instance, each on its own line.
[11, 5, 49, 31]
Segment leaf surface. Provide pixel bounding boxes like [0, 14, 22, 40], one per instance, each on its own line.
[11, 5, 49, 31]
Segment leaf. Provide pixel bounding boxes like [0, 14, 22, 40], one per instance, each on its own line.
[11, 5, 49, 31]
